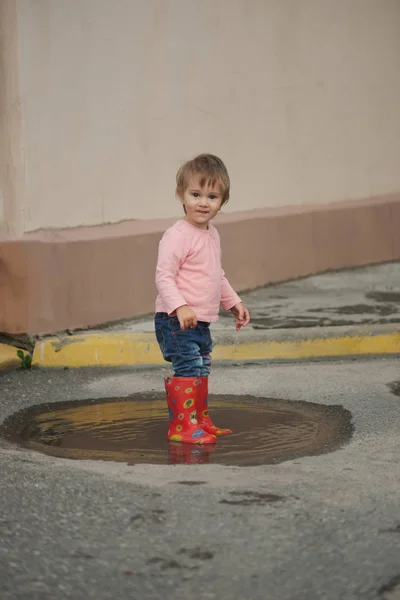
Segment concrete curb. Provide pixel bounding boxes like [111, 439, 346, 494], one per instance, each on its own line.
[26, 324, 400, 368]
[0, 345, 21, 370]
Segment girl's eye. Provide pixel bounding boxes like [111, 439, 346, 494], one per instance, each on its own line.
[209, 195, 217, 200]
[192, 193, 200, 198]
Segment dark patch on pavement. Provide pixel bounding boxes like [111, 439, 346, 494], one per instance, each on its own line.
[251, 316, 372, 329]
[220, 491, 285, 506]
[174, 481, 207, 486]
[178, 547, 214, 560]
[379, 574, 400, 599]
[377, 317, 400, 323]
[366, 291, 400, 303]
[311, 303, 398, 316]
[388, 381, 400, 397]
[129, 509, 165, 524]
[71, 549, 96, 560]
[146, 557, 182, 570]
[0, 392, 354, 467]
[332, 304, 396, 316]
[380, 525, 400, 534]
[129, 515, 143, 523]
[231, 362, 263, 368]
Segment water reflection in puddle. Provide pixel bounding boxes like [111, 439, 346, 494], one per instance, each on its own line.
[1, 394, 353, 466]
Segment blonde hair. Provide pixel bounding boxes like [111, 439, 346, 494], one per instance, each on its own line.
[176, 154, 230, 205]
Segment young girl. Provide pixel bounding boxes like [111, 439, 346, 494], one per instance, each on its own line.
[155, 154, 250, 445]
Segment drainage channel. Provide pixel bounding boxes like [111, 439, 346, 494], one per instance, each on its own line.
[0, 394, 353, 466]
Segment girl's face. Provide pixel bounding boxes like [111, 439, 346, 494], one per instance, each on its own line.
[179, 176, 223, 230]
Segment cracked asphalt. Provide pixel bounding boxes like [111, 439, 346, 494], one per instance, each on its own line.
[1, 357, 400, 600]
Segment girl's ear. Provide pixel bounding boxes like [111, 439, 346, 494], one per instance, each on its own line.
[176, 187, 186, 213]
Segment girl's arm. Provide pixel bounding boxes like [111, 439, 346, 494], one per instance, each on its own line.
[221, 269, 250, 330]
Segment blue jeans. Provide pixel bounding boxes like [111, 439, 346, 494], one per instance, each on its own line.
[154, 312, 213, 377]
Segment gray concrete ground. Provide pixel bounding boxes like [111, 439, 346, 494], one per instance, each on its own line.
[1, 357, 400, 600]
[100, 262, 400, 338]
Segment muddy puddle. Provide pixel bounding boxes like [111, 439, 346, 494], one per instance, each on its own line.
[1, 394, 353, 466]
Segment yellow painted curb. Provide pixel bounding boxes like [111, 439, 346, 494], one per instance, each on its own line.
[32, 331, 400, 368]
[33, 333, 162, 368]
[0, 344, 21, 370]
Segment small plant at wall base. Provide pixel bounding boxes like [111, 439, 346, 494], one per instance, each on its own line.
[17, 350, 32, 369]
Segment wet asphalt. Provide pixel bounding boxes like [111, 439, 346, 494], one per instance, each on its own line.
[103, 262, 400, 334]
[1, 357, 400, 600]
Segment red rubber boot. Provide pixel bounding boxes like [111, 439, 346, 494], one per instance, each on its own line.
[164, 377, 216, 444]
[196, 376, 232, 436]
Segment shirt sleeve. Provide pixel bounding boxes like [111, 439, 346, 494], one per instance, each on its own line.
[155, 228, 190, 315]
[220, 268, 241, 311]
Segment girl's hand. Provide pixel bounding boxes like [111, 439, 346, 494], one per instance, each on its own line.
[176, 305, 198, 330]
[231, 302, 250, 331]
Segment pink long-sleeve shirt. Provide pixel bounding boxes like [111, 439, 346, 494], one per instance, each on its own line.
[155, 219, 241, 322]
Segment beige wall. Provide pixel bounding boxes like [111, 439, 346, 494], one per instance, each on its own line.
[1, 0, 400, 236]
[0, 0, 25, 237]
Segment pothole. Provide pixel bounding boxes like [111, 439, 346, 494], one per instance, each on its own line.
[0, 394, 353, 466]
